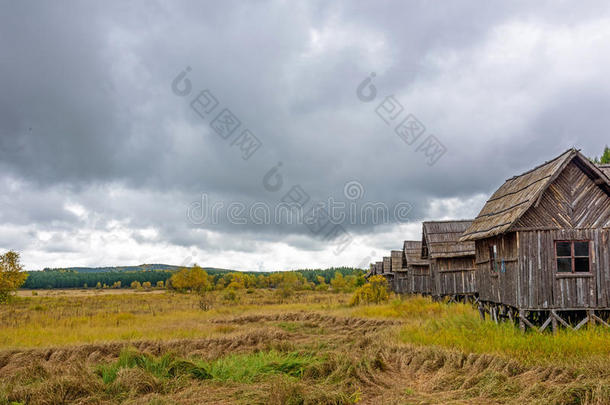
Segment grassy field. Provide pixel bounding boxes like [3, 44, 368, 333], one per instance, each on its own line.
[1, 289, 609, 404]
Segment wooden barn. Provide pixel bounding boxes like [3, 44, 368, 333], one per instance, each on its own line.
[391, 250, 405, 272]
[382, 256, 393, 283]
[394, 241, 432, 295]
[422, 220, 476, 302]
[461, 148, 610, 330]
[375, 261, 383, 276]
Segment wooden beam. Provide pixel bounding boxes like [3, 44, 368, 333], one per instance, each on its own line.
[574, 316, 590, 331]
[590, 314, 610, 328]
[551, 310, 574, 330]
[519, 311, 537, 331]
[539, 315, 552, 333]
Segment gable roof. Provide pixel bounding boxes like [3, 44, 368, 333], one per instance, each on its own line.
[461, 149, 610, 241]
[599, 164, 610, 179]
[422, 220, 475, 258]
[403, 240, 428, 266]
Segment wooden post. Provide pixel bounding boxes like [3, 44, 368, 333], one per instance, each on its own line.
[588, 310, 595, 327]
[478, 303, 486, 320]
[551, 311, 558, 334]
[519, 310, 526, 332]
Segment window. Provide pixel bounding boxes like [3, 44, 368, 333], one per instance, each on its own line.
[555, 241, 590, 273]
[489, 244, 499, 273]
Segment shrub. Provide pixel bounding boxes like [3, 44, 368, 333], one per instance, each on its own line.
[349, 275, 389, 306]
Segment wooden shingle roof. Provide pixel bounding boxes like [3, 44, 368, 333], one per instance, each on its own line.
[403, 240, 428, 266]
[461, 149, 610, 241]
[422, 220, 475, 258]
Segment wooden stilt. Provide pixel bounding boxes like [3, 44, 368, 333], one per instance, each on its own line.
[587, 310, 595, 327]
[519, 310, 526, 332]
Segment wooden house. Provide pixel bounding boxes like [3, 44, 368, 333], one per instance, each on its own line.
[422, 220, 476, 301]
[461, 149, 610, 330]
[391, 250, 405, 272]
[375, 261, 383, 276]
[396, 240, 431, 295]
[390, 249, 406, 292]
[382, 256, 393, 283]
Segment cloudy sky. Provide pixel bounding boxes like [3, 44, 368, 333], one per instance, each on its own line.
[1, 1, 609, 271]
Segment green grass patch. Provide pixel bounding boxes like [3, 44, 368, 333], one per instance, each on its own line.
[97, 348, 320, 385]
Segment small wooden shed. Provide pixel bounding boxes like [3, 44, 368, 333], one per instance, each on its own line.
[461, 148, 610, 329]
[397, 240, 431, 295]
[422, 220, 476, 301]
[382, 256, 393, 283]
[373, 261, 382, 277]
[391, 250, 405, 272]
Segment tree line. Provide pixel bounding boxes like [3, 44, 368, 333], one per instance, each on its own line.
[21, 264, 363, 291]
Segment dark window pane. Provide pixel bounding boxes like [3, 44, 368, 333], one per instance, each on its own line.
[557, 258, 572, 272]
[575, 257, 589, 272]
[556, 242, 571, 257]
[574, 242, 589, 257]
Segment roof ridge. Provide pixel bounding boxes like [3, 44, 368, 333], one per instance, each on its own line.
[423, 219, 474, 224]
[504, 148, 576, 181]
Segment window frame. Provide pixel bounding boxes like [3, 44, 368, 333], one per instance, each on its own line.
[554, 240, 591, 274]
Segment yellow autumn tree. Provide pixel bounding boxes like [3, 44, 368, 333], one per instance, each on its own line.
[0, 251, 28, 303]
[170, 265, 212, 293]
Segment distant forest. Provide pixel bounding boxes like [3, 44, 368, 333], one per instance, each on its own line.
[23, 265, 363, 289]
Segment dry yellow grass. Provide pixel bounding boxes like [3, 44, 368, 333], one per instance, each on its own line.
[0, 290, 609, 404]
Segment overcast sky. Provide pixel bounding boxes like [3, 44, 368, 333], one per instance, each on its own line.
[1, 1, 609, 270]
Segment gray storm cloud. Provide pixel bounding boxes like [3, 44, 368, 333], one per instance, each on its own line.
[1, 0, 609, 269]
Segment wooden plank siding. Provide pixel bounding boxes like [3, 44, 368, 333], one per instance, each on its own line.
[408, 264, 433, 295]
[391, 250, 405, 272]
[432, 256, 477, 296]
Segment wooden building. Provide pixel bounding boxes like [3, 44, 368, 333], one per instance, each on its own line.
[375, 261, 383, 276]
[382, 256, 393, 283]
[391, 250, 405, 272]
[392, 241, 431, 295]
[422, 220, 476, 302]
[461, 149, 610, 330]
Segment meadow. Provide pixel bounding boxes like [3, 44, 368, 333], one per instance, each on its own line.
[1, 289, 609, 404]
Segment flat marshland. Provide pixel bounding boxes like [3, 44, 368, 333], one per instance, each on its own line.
[1, 290, 609, 404]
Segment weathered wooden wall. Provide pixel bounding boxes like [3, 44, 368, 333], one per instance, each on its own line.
[391, 250, 405, 272]
[514, 160, 610, 230]
[408, 265, 433, 295]
[475, 233, 519, 306]
[432, 256, 476, 296]
[476, 230, 610, 309]
[383, 257, 392, 274]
